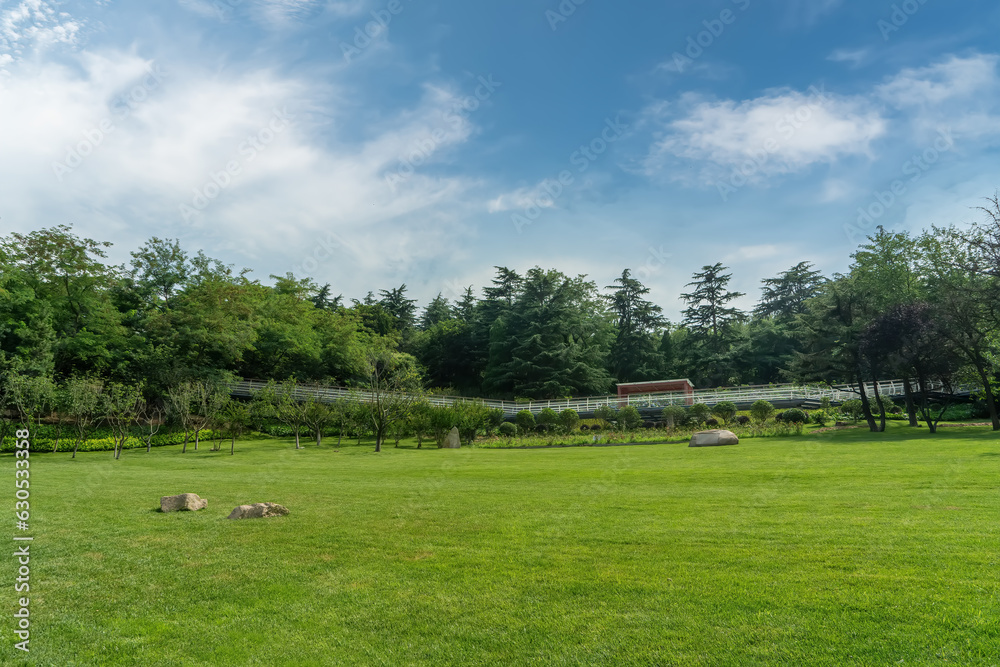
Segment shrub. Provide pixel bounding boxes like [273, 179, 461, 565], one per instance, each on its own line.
[498, 422, 516, 438]
[839, 399, 864, 422]
[750, 400, 775, 423]
[734, 415, 750, 426]
[579, 424, 590, 431]
[661, 405, 687, 428]
[589, 423, 603, 432]
[705, 418, 719, 427]
[689, 403, 711, 425]
[782, 408, 808, 424]
[811, 410, 829, 426]
[711, 401, 737, 425]
[594, 404, 617, 428]
[537, 407, 559, 428]
[515, 410, 536, 435]
[558, 409, 580, 433]
[618, 405, 643, 431]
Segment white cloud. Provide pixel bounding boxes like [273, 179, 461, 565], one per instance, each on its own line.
[487, 181, 559, 213]
[253, 0, 323, 25]
[0, 0, 82, 70]
[643, 88, 886, 185]
[0, 48, 483, 291]
[877, 54, 1000, 107]
[827, 47, 870, 68]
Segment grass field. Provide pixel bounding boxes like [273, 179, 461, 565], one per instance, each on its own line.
[6, 423, 1000, 665]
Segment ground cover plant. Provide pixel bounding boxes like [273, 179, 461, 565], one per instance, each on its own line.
[7, 422, 999, 665]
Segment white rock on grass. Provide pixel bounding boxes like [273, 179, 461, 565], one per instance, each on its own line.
[689, 429, 740, 447]
[160, 494, 208, 512]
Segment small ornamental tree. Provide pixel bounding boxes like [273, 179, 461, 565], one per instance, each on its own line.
[69, 377, 103, 459]
[618, 405, 643, 431]
[661, 405, 687, 429]
[689, 403, 711, 425]
[558, 409, 580, 433]
[221, 400, 250, 455]
[711, 401, 737, 425]
[515, 410, 536, 435]
[781, 408, 808, 425]
[750, 399, 775, 424]
[303, 398, 333, 447]
[537, 408, 559, 432]
[407, 400, 433, 449]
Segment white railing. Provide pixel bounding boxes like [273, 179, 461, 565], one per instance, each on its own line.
[230, 379, 979, 416]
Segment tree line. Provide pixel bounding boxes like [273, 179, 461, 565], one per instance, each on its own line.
[1, 192, 999, 434]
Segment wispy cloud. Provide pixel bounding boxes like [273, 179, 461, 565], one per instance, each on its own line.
[642, 88, 885, 185]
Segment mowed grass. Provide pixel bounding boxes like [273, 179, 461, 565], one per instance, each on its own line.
[7, 424, 1000, 666]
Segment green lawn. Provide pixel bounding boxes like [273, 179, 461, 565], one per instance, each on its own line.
[8, 423, 1000, 665]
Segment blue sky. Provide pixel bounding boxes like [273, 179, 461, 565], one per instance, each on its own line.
[2, 0, 999, 319]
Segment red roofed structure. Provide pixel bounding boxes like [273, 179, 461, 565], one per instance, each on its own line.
[616, 379, 695, 406]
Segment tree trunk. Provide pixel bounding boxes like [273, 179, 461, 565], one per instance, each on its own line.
[146, 437, 152, 453]
[231, 434, 236, 455]
[857, 375, 879, 433]
[872, 380, 887, 432]
[316, 430, 322, 447]
[194, 429, 200, 451]
[72, 437, 81, 459]
[976, 366, 1000, 431]
[901, 379, 919, 427]
[294, 429, 300, 449]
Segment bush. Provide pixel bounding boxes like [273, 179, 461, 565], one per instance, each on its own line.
[811, 410, 829, 426]
[558, 409, 580, 433]
[940, 404, 975, 421]
[515, 410, 536, 435]
[618, 405, 643, 431]
[705, 418, 719, 427]
[839, 399, 864, 422]
[594, 405, 617, 428]
[498, 422, 516, 438]
[711, 401, 737, 425]
[537, 407, 559, 428]
[579, 424, 590, 431]
[750, 400, 775, 423]
[689, 403, 711, 425]
[661, 405, 687, 428]
[734, 415, 750, 426]
[782, 408, 808, 424]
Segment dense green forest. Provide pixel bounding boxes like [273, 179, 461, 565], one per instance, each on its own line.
[2, 194, 999, 432]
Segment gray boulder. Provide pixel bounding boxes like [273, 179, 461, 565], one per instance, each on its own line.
[689, 429, 739, 447]
[441, 426, 461, 449]
[227, 502, 289, 520]
[160, 493, 207, 512]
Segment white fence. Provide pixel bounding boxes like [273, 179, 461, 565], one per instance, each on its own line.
[230, 379, 977, 417]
